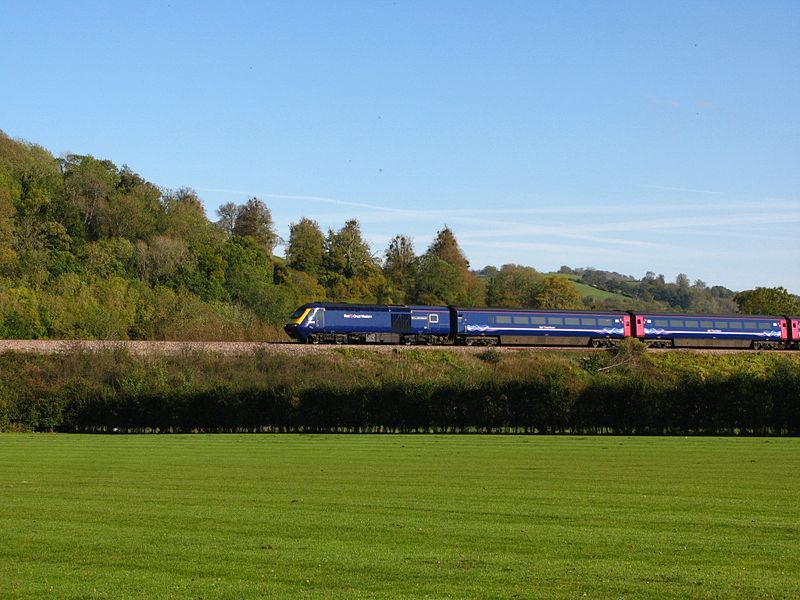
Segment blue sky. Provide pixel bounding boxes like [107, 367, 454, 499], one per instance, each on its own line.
[2, 1, 798, 292]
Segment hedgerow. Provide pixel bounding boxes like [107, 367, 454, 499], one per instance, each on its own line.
[1, 346, 799, 434]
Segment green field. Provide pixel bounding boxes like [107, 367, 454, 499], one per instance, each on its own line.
[548, 272, 633, 303]
[1, 435, 798, 599]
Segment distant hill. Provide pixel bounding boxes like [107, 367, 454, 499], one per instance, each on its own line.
[549, 268, 739, 313]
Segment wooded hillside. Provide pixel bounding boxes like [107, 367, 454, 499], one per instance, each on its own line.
[1, 131, 796, 340]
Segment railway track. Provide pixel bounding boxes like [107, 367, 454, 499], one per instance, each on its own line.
[0, 340, 796, 356]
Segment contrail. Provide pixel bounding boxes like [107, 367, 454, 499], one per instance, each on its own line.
[191, 187, 403, 213]
[639, 184, 726, 195]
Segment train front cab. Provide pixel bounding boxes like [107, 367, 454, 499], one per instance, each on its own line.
[283, 304, 322, 342]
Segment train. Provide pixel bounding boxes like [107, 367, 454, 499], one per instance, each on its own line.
[284, 302, 800, 350]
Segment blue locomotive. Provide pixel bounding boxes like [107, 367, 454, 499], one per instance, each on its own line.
[284, 302, 450, 344]
[285, 302, 799, 349]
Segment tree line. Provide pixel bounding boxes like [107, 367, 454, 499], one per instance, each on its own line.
[1, 131, 797, 340]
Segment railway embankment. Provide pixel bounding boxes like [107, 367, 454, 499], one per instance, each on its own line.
[1, 341, 798, 435]
[0, 339, 793, 355]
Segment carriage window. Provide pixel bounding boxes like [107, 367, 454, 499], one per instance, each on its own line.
[429, 314, 439, 324]
[700, 321, 713, 328]
[743, 321, 757, 330]
[495, 315, 512, 324]
[669, 320, 683, 328]
[513, 316, 528, 325]
[758, 321, 773, 329]
[685, 320, 699, 328]
[714, 321, 729, 328]
[654, 319, 669, 327]
[597, 318, 612, 326]
[581, 318, 597, 326]
[531, 316, 546, 325]
[548, 317, 563, 325]
[565, 317, 579, 325]
[729, 321, 743, 329]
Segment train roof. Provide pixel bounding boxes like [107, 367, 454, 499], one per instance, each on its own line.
[452, 306, 627, 316]
[293, 303, 792, 321]
[636, 312, 785, 320]
[298, 302, 448, 311]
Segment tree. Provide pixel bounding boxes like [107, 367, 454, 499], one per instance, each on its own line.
[136, 235, 189, 286]
[0, 177, 18, 274]
[93, 166, 163, 241]
[322, 219, 385, 301]
[216, 202, 239, 236]
[383, 235, 417, 302]
[734, 287, 800, 315]
[162, 188, 223, 249]
[532, 276, 583, 309]
[61, 154, 119, 240]
[414, 255, 462, 305]
[286, 218, 325, 276]
[232, 197, 278, 255]
[675, 273, 690, 288]
[325, 219, 375, 279]
[419, 226, 482, 305]
[426, 226, 469, 272]
[486, 264, 542, 307]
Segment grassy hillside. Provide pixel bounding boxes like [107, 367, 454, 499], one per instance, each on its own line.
[548, 272, 633, 303]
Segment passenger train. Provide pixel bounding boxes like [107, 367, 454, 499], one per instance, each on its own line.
[284, 302, 800, 350]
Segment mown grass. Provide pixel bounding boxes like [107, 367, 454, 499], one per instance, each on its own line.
[1, 435, 798, 598]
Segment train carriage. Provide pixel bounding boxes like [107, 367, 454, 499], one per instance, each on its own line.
[789, 318, 800, 349]
[632, 312, 788, 349]
[453, 307, 631, 347]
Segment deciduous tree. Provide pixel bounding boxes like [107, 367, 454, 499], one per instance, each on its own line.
[232, 197, 278, 255]
[325, 219, 376, 279]
[734, 287, 800, 315]
[532, 276, 583, 309]
[286, 218, 325, 276]
[383, 235, 417, 303]
[486, 264, 542, 307]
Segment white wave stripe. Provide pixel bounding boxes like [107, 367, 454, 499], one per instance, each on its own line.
[644, 328, 782, 338]
[465, 325, 624, 335]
